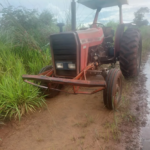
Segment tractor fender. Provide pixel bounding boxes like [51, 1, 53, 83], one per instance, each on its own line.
[114, 24, 125, 57]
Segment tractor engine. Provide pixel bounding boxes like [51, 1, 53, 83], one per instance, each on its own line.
[50, 27, 115, 78]
[50, 27, 106, 78]
[88, 40, 115, 65]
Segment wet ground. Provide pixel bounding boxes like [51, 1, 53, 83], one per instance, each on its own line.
[140, 56, 150, 150]
[0, 60, 150, 150]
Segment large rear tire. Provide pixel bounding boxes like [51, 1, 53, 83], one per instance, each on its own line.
[103, 69, 123, 110]
[39, 66, 62, 98]
[119, 28, 142, 78]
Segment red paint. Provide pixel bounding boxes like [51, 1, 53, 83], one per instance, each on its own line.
[76, 28, 104, 71]
[22, 75, 106, 87]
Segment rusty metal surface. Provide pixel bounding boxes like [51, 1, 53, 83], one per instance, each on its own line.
[74, 63, 94, 80]
[22, 75, 106, 87]
[22, 63, 106, 95]
[38, 69, 54, 76]
[24, 80, 48, 89]
[24, 78, 105, 94]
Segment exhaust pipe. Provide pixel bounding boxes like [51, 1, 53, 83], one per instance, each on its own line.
[57, 23, 64, 33]
[71, 0, 76, 31]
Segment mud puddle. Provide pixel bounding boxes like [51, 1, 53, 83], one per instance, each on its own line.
[141, 56, 150, 150]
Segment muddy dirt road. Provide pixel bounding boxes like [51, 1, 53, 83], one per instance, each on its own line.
[0, 60, 150, 150]
[140, 57, 150, 150]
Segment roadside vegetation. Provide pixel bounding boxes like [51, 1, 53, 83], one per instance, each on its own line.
[0, 5, 150, 121]
[0, 7, 54, 120]
[140, 26, 150, 57]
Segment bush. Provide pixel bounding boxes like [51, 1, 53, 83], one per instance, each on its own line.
[0, 6, 58, 50]
[0, 6, 54, 120]
[140, 26, 150, 56]
[12, 48, 51, 74]
[106, 21, 118, 31]
[0, 44, 51, 120]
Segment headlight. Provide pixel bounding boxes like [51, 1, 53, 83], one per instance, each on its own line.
[68, 63, 76, 69]
[56, 63, 63, 69]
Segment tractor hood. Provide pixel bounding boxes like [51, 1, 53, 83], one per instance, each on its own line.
[78, 0, 128, 9]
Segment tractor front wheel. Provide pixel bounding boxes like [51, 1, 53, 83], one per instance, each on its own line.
[39, 66, 62, 98]
[103, 69, 123, 110]
[119, 28, 142, 78]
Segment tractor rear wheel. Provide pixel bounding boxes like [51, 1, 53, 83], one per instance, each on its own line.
[103, 69, 122, 110]
[119, 28, 142, 78]
[39, 66, 62, 98]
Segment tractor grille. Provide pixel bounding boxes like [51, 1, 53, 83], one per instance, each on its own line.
[50, 33, 78, 77]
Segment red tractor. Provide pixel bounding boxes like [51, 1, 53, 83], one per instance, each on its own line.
[22, 0, 142, 110]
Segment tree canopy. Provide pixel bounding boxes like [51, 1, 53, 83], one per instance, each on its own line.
[133, 7, 150, 27]
[0, 6, 58, 50]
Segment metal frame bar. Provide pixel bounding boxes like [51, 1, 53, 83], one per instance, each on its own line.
[72, 63, 94, 93]
[92, 8, 101, 28]
[22, 63, 106, 95]
[71, 0, 76, 31]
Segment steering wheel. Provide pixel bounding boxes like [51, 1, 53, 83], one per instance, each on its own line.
[92, 23, 105, 28]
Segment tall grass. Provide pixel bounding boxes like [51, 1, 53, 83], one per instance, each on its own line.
[0, 44, 50, 120]
[12, 48, 51, 74]
[140, 26, 150, 56]
[0, 7, 53, 120]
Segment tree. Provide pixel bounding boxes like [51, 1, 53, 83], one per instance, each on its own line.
[133, 7, 150, 27]
[0, 6, 58, 50]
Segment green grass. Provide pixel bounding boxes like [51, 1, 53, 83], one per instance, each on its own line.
[12, 48, 51, 74]
[140, 26, 150, 56]
[0, 7, 54, 120]
[0, 44, 50, 120]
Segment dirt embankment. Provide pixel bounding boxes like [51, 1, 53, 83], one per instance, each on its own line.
[0, 61, 149, 150]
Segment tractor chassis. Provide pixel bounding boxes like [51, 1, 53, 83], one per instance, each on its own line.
[22, 63, 107, 95]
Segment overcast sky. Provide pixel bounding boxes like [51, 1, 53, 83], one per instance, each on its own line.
[0, 0, 150, 26]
